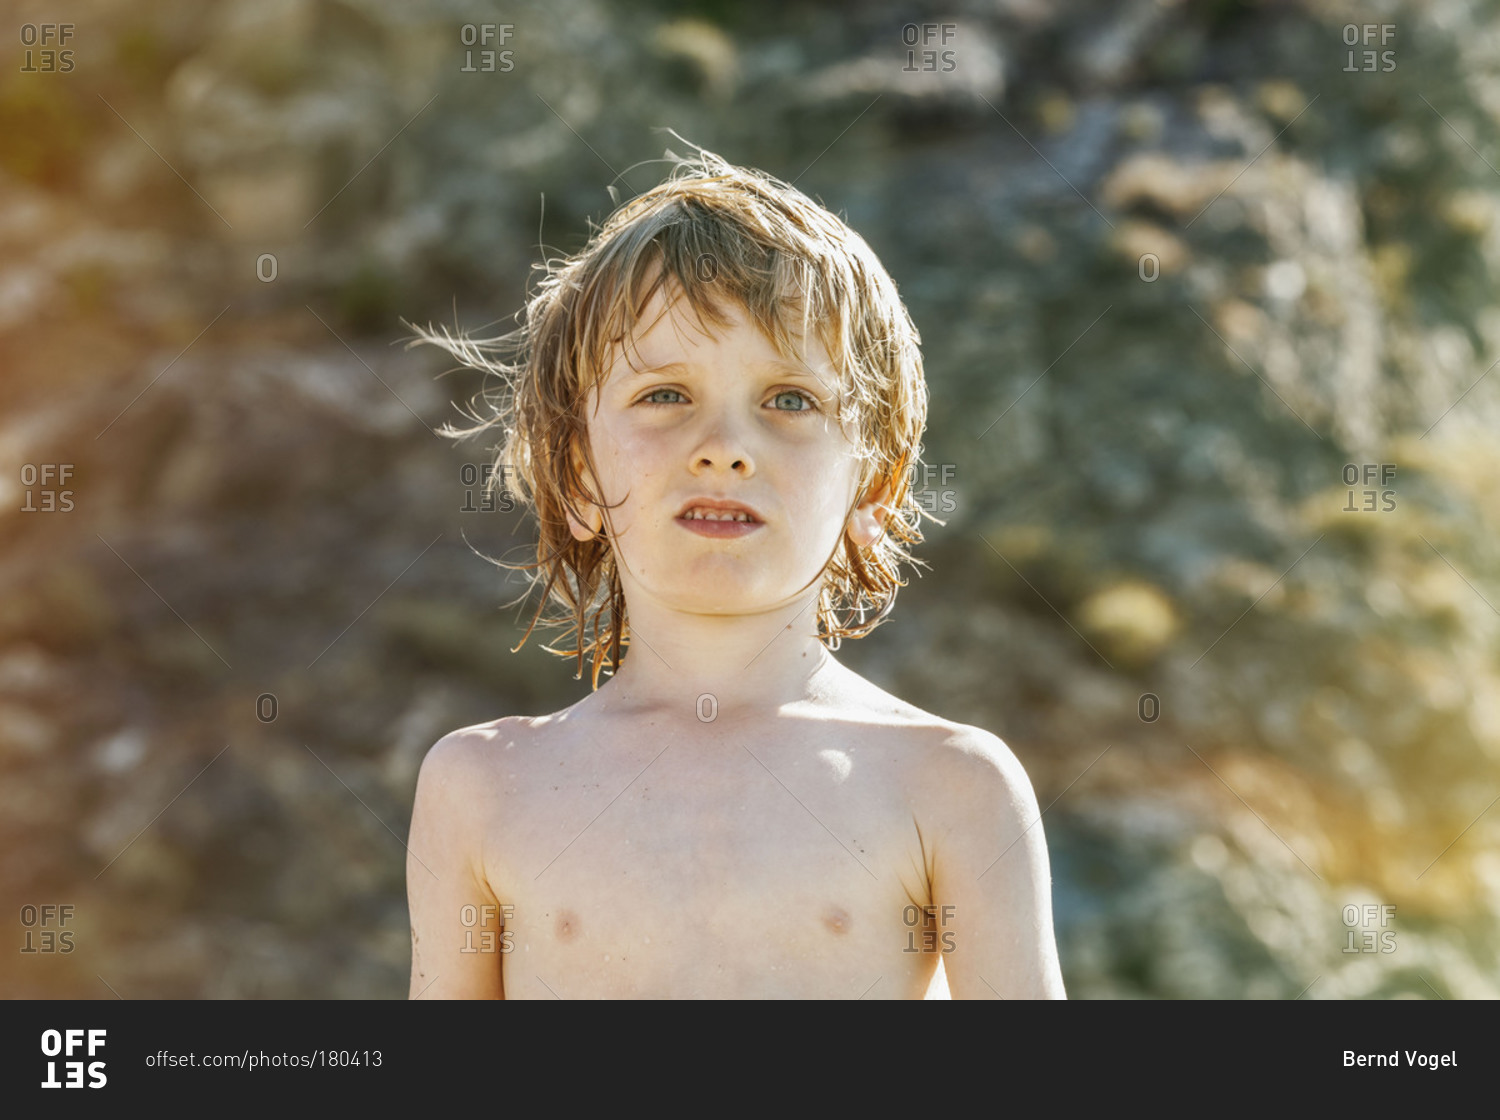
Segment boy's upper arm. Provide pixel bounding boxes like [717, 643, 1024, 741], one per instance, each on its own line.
[406, 727, 507, 999]
[924, 726, 1066, 1000]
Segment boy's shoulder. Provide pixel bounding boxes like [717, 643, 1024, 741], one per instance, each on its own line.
[889, 708, 1037, 816]
[414, 714, 539, 795]
[824, 672, 1033, 784]
[813, 674, 1042, 834]
[422, 712, 539, 758]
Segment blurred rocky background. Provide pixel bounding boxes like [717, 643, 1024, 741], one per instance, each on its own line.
[2, 0, 1499, 998]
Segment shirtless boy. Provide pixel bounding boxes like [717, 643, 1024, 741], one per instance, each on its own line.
[404, 149, 1066, 998]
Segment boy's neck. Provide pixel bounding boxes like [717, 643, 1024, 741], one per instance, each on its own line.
[586, 601, 853, 721]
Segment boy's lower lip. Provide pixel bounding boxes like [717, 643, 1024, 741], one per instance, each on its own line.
[676, 516, 764, 538]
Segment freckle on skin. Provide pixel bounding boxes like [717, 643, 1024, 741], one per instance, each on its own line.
[824, 907, 852, 935]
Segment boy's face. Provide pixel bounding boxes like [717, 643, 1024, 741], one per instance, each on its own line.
[569, 285, 890, 620]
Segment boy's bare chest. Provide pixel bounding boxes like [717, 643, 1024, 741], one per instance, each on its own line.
[481, 718, 938, 997]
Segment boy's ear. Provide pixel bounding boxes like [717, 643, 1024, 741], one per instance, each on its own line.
[565, 502, 604, 542]
[846, 475, 895, 549]
[565, 439, 605, 541]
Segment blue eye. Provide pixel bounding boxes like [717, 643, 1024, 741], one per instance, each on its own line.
[771, 390, 818, 413]
[640, 388, 687, 406]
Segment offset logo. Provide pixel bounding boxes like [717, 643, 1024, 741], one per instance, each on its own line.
[40, 1029, 107, 1088]
[19, 904, 76, 953]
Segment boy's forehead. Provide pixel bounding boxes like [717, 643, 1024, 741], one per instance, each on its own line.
[607, 287, 831, 380]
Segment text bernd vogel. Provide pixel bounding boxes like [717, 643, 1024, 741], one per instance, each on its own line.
[1343, 1051, 1457, 1069]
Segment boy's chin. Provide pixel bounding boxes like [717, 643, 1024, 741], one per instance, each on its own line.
[673, 593, 774, 616]
[631, 563, 819, 615]
[655, 583, 800, 617]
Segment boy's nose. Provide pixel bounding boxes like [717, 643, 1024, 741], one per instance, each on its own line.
[693, 447, 752, 474]
[689, 415, 756, 475]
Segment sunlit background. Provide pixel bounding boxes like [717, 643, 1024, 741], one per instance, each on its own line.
[3, 0, 1498, 998]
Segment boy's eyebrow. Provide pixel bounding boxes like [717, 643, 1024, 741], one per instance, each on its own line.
[623, 358, 827, 380]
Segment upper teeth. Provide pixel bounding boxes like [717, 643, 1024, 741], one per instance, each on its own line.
[684, 508, 753, 522]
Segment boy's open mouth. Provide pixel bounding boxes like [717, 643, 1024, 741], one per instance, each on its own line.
[676, 498, 764, 536]
[675, 498, 762, 523]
